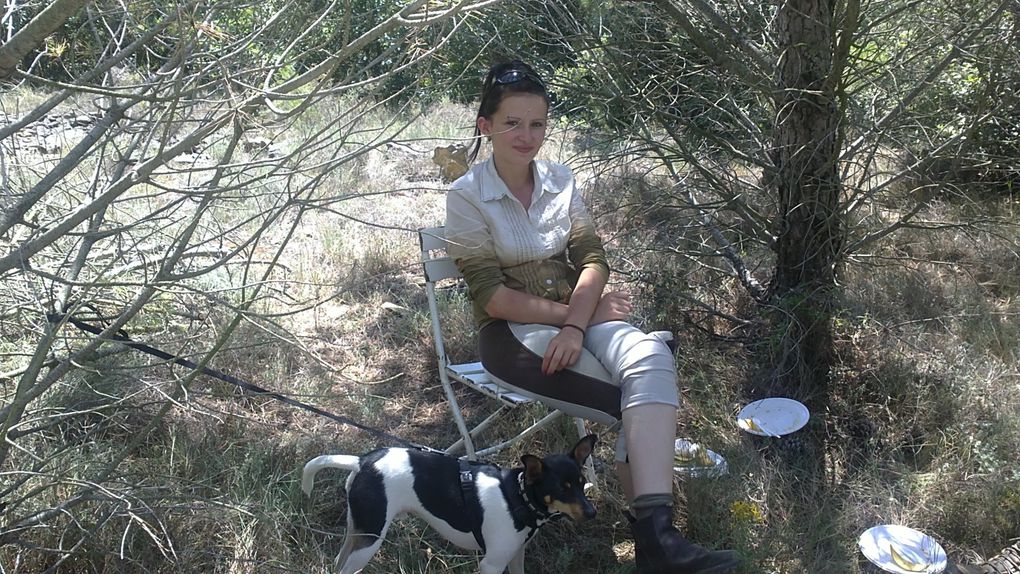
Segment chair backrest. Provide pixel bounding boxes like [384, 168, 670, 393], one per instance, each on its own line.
[419, 226, 461, 283]
[419, 226, 462, 370]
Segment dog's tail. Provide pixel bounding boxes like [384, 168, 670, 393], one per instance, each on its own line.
[301, 455, 360, 497]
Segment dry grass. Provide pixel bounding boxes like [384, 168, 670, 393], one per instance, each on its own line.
[1, 91, 1018, 573]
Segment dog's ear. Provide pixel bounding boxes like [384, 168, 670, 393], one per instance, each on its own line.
[521, 454, 544, 484]
[570, 434, 598, 467]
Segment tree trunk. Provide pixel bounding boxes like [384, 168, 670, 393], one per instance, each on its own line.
[0, 0, 91, 79]
[769, 0, 843, 400]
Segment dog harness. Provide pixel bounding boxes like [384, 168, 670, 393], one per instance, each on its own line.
[458, 461, 565, 553]
[458, 459, 487, 551]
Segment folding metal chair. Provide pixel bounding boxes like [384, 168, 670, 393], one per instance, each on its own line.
[419, 226, 597, 481]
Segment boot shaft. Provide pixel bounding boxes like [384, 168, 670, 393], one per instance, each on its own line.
[629, 506, 740, 574]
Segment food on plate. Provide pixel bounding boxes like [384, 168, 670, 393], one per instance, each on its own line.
[889, 543, 929, 572]
[741, 418, 766, 433]
[674, 443, 716, 468]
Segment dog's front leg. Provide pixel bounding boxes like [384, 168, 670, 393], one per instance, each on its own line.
[506, 546, 525, 574]
[479, 549, 520, 574]
[478, 557, 507, 574]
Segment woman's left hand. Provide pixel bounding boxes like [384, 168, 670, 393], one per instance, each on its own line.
[542, 327, 583, 375]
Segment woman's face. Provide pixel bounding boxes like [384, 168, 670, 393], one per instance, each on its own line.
[477, 93, 548, 171]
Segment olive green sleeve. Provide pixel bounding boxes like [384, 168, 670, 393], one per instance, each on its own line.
[567, 190, 610, 280]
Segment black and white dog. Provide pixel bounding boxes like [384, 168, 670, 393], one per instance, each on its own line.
[301, 435, 597, 574]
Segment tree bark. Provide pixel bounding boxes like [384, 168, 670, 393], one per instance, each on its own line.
[769, 0, 843, 397]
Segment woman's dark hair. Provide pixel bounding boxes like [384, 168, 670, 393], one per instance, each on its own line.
[467, 60, 550, 164]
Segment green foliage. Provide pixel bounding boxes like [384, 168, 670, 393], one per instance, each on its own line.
[548, 1, 771, 145]
[410, 1, 587, 106]
[848, 1, 1020, 196]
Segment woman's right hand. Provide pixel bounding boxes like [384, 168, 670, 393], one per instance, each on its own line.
[590, 290, 632, 324]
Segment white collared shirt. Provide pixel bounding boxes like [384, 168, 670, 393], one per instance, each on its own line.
[445, 158, 608, 327]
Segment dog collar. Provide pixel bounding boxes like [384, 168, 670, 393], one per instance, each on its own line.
[518, 470, 558, 520]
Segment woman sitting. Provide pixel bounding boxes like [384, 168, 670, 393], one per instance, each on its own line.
[444, 59, 740, 574]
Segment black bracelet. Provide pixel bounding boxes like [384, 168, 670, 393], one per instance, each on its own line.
[561, 323, 586, 336]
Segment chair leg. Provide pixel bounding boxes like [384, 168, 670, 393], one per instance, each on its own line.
[472, 410, 566, 459]
[439, 372, 477, 459]
[445, 406, 509, 456]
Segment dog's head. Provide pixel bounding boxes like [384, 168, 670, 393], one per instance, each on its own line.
[521, 434, 598, 522]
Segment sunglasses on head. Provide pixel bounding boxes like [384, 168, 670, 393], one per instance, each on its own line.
[494, 68, 544, 87]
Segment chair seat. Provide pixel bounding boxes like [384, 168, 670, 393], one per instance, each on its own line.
[447, 362, 535, 406]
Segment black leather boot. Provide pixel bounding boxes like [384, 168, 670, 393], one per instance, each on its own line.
[628, 506, 741, 574]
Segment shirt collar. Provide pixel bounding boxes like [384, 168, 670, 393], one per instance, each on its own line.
[479, 158, 566, 202]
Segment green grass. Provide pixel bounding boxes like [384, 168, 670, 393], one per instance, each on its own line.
[1, 93, 1018, 573]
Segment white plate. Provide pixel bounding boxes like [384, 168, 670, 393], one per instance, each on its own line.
[673, 438, 727, 478]
[858, 524, 947, 574]
[736, 398, 809, 436]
